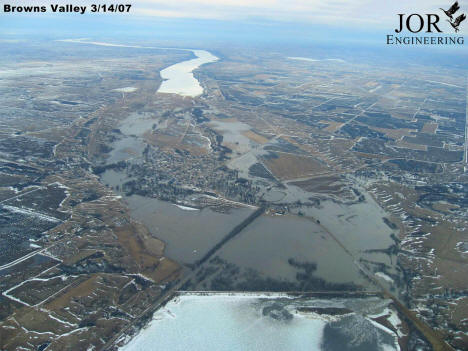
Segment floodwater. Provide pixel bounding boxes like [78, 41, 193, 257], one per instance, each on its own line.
[104, 112, 155, 165]
[119, 112, 156, 136]
[158, 49, 218, 97]
[93, 42, 401, 295]
[302, 199, 396, 255]
[119, 293, 399, 351]
[217, 214, 371, 287]
[105, 136, 145, 164]
[124, 195, 254, 264]
[286, 185, 403, 293]
[101, 111, 257, 266]
[101, 169, 134, 189]
[209, 120, 252, 153]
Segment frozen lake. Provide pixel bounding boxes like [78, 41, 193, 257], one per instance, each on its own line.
[119, 293, 400, 351]
[158, 49, 218, 97]
[120, 294, 324, 351]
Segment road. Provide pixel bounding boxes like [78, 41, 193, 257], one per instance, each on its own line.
[334, 101, 378, 133]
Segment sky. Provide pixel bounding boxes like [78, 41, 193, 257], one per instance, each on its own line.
[1, 0, 467, 46]
[2, 0, 468, 28]
[130, 0, 467, 30]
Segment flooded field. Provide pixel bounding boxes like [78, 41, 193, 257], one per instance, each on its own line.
[191, 214, 374, 292]
[298, 197, 396, 256]
[209, 120, 253, 154]
[103, 112, 158, 165]
[119, 293, 401, 351]
[105, 136, 145, 164]
[100, 110, 258, 266]
[217, 214, 370, 286]
[119, 112, 156, 136]
[293, 194, 403, 294]
[124, 195, 254, 264]
[100, 102, 403, 296]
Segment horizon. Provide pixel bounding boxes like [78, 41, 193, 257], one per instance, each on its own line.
[1, 0, 468, 58]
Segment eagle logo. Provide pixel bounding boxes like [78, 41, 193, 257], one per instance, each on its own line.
[440, 1, 466, 32]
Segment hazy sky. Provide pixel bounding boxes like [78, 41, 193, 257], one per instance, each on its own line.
[132, 0, 460, 27]
[2, 0, 468, 28]
[1, 0, 467, 39]
[128, 0, 467, 35]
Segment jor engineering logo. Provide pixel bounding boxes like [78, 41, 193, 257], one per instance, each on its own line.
[387, 1, 465, 45]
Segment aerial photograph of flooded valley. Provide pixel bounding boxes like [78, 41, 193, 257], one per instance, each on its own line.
[0, 1, 467, 350]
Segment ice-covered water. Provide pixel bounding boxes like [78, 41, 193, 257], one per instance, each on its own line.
[119, 294, 326, 351]
[158, 49, 218, 97]
[119, 294, 400, 351]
